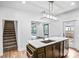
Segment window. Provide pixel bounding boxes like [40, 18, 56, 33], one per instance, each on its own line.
[65, 26, 74, 31]
[65, 26, 71, 31]
[31, 23, 37, 36]
[44, 24, 49, 37]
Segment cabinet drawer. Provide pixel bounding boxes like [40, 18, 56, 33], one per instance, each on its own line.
[46, 45, 53, 58]
[37, 48, 44, 53]
[38, 53, 45, 58]
[27, 51, 33, 58]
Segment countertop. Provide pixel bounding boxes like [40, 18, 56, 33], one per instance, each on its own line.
[28, 37, 68, 48]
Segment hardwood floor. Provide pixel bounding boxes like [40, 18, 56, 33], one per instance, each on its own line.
[1, 48, 79, 58]
[3, 50, 27, 58]
[66, 48, 79, 58]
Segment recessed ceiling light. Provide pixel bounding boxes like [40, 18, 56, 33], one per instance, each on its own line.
[71, 2, 75, 6]
[22, 1, 26, 4]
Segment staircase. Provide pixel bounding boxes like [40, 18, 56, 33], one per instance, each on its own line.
[3, 21, 17, 52]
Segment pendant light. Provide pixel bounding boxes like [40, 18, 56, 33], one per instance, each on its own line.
[49, 1, 57, 20]
[42, 1, 57, 20]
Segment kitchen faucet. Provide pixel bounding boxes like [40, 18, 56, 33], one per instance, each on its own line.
[43, 37, 45, 40]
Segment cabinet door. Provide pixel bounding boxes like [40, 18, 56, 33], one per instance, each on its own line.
[37, 48, 45, 58]
[54, 42, 60, 58]
[46, 45, 53, 58]
[60, 41, 64, 57]
[64, 39, 69, 56]
[38, 53, 45, 58]
[52, 45, 56, 58]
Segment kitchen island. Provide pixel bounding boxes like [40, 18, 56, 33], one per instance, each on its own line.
[27, 37, 69, 58]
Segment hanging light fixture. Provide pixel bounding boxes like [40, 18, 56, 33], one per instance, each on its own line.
[42, 1, 57, 20]
[49, 1, 57, 20]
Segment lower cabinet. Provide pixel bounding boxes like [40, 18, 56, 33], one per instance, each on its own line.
[60, 41, 64, 57]
[45, 42, 64, 58]
[64, 39, 69, 56]
[27, 39, 69, 58]
[38, 53, 45, 58]
[46, 45, 53, 58]
[54, 42, 60, 58]
[37, 47, 45, 58]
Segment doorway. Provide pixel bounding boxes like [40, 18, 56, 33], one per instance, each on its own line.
[3, 20, 18, 52]
[63, 21, 75, 47]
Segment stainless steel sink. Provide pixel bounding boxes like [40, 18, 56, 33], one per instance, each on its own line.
[41, 40, 55, 43]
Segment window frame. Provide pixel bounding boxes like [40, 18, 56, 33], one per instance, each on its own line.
[43, 24, 49, 37]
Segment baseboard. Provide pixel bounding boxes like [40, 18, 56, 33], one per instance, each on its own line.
[0, 52, 3, 57]
[70, 47, 79, 52]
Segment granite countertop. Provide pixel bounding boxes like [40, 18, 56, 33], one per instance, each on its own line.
[28, 37, 68, 48]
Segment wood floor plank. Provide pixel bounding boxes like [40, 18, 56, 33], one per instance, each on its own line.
[2, 48, 79, 58]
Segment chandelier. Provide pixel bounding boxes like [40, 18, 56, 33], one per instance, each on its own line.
[42, 1, 57, 20]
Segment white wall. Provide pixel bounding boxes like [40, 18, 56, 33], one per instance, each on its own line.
[74, 20, 79, 50]
[53, 9, 79, 50]
[0, 19, 3, 56]
[49, 20, 63, 37]
[0, 6, 42, 56]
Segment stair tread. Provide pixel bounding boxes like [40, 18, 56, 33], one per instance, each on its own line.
[4, 28, 15, 29]
[3, 36, 15, 37]
[3, 36, 16, 39]
[3, 33, 15, 35]
[4, 32, 15, 33]
[4, 29, 14, 30]
[3, 34, 16, 36]
[3, 42, 16, 45]
[3, 35, 15, 36]
[4, 31, 15, 32]
[3, 38, 16, 40]
[3, 33, 15, 34]
[4, 33, 15, 34]
[4, 45, 17, 49]
[4, 30, 15, 31]
[4, 29, 15, 31]
[3, 39, 16, 42]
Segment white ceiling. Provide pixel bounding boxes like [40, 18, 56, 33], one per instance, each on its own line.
[53, 1, 79, 15]
[0, 1, 79, 16]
